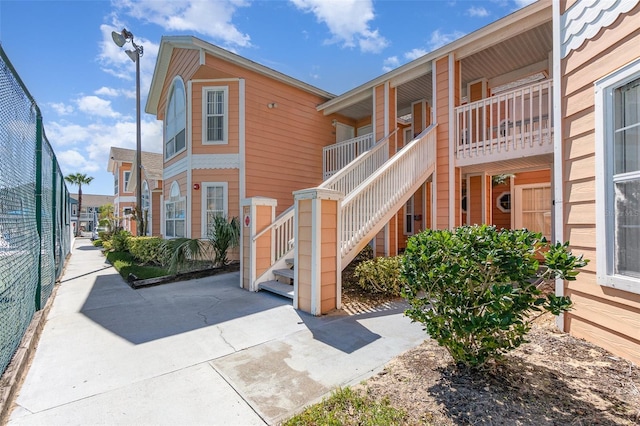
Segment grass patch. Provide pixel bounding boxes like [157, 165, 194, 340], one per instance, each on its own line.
[106, 251, 169, 280]
[283, 387, 406, 426]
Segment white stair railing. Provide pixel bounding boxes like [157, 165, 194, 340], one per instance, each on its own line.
[252, 130, 397, 284]
[340, 124, 437, 266]
[323, 133, 374, 180]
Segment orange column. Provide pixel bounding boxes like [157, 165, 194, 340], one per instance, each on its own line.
[240, 197, 277, 291]
[293, 188, 342, 315]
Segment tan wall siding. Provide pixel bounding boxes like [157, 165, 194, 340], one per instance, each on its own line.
[320, 200, 338, 313]
[296, 199, 312, 312]
[151, 191, 162, 236]
[561, 1, 640, 364]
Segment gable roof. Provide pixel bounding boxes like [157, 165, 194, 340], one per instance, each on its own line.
[107, 147, 163, 181]
[146, 36, 336, 116]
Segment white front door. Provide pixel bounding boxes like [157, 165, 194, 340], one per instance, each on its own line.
[514, 184, 551, 240]
[335, 123, 355, 143]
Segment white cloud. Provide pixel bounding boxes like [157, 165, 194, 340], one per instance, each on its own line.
[405, 48, 427, 61]
[382, 56, 399, 72]
[428, 29, 466, 50]
[57, 149, 100, 173]
[513, 0, 536, 7]
[467, 6, 489, 17]
[114, 0, 251, 47]
[76, 96, 121, 118]
[49, 102, 74, 116]
[95, 87, 119, 97]
[290, 0, 388, 53]
[97, 23, 160, 98]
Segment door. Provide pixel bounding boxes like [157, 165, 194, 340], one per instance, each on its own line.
[335, 123, 355, 143]
[514, 184, 551, 240]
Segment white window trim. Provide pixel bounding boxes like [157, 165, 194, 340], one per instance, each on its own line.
[123, 171, 132, 194]
[165, 77, 187, 161]
[202, 86, 229, 145]
[404, 196, 414, 236]
[201, 182, 228, 238]
[595, 57, 640, 295]
[165, 181, 186, 239]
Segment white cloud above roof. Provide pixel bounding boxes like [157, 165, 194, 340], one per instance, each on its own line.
[290, 0, 388, 53]
[467, 6, 489, 17]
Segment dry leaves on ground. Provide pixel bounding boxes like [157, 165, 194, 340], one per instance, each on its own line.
[351, 311, 640, 425]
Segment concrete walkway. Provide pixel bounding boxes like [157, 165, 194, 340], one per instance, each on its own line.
[8, 239, 426, 425]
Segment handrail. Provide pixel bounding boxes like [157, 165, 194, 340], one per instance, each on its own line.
[340, 124, 437, 263]
[321, 128, 398, 195]
[455, 79, 553, 161]
[252, 205, 293, 242]
[323, 133, 375, 180]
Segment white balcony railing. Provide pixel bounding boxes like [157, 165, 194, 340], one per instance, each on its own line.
[323, 133, 374, 180]
[455, 79, 553, 165]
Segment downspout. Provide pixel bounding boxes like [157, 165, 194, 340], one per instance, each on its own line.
[552, 0, 565, 330]
[239, 78, 246, 288]
[448, 53, 456, 229]
[187, 80, 193, 237]
[432, 59, 438, 229]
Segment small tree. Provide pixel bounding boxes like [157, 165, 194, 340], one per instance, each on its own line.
[402, 225, 587, 369]
[65, 172, 94, 236]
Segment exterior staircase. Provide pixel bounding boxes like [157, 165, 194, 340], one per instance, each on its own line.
[254, 124, 437, 301]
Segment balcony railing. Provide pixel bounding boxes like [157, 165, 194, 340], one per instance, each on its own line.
[455, 79, 554, 165]
[323, 133, 374, 180]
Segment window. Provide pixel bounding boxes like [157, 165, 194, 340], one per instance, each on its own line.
[123, 171, 131, 193]
[596, 60, 640, 293]
[72, 204, 77, 216]
[142, 181, 150, 236]
[203, 87, 228, 144]
[404, 196, 414, 235]
[497, 192, 511, 213]
[165, 182, 185, 238]
[114, 171, 119, 195]
[201, 182, 228, 238]
[165, 78, 186, 159]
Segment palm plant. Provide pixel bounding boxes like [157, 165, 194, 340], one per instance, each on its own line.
[65, 172, 94, 236]
[164, 216, 240, 273]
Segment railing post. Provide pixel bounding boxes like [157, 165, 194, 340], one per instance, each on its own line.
[240, 197, 277, 292]
[293, 188, 343, 315]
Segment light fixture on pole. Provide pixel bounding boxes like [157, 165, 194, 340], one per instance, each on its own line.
[111, 28, 144, 236]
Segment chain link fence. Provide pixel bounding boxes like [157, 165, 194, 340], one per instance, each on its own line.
[0, 45, 71, 375]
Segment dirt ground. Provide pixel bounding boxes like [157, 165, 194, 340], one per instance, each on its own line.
[341, 287, 640, 425]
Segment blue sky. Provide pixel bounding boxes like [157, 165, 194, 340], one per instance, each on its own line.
[0, 0, 533, 196]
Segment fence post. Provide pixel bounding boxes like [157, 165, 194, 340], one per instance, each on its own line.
[35, 114, 43, 310]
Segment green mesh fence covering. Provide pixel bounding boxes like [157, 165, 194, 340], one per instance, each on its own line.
[0, 45, 71, 375]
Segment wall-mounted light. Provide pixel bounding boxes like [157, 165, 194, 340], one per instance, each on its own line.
[331, 119, 337, 127]
[267, 102, 277, 109]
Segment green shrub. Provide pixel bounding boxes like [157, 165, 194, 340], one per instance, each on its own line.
[111, 230, 131, 252]
[102, 240, 113, 251]
[98, 231, 112, 241]
[128, 237, 167, 265]
[342, 244, 374, 288]
[402, 225, 587, 368]
[92, 239, 103, 247]
[207, 215, 240, 266]
[354, 256, 404, 296]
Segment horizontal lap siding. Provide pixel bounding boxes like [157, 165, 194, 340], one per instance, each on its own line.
[436, 57, 451, 229]
[561, 1, 640, 365]
[190, 169, 240, 239]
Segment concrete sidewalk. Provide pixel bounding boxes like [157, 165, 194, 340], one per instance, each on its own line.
[8, 239, 426, 425]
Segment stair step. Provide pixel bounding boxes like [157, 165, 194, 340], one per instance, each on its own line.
[273, 268, 294, 280]
[259, 280, 294, 299]
[285, 258, 295, 267]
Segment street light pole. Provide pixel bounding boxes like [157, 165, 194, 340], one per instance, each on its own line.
[112, 28, 144, 236]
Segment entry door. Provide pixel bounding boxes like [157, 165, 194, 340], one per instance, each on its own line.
[335, 123, 355, 143]
[514, 184, 551, 240]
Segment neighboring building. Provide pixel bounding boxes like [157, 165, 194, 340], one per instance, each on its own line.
[69, 193, 114, 235]
[107, 147, 163, 236]
[144, 1, 640, 363]
[555, 0, 640, 364]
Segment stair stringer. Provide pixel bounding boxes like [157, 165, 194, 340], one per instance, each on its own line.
[340, 164, 435, 268]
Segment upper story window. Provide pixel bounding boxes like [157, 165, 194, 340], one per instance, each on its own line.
[123, 171, 131, 193]
[165, 78, 186, 159]
[595, 59, 640, 294]
[142, 181, 150, 212]
[114, 170, 119, 195]
[203, 87, 228, 144]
